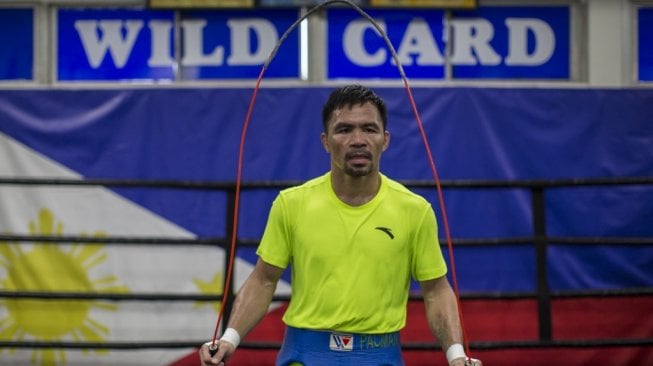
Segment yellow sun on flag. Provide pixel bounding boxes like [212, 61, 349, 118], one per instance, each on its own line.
[0, 208, 130, 366]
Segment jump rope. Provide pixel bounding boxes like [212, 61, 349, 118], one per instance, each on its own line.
[208, 0, 472, 360]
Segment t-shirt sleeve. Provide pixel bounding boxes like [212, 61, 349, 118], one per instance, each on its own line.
[256, 194, 292, 269]
[411, 205, 448, 281]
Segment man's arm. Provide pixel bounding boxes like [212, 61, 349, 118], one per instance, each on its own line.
[200, 258, 284, 365]
[420, 275, 481, 366]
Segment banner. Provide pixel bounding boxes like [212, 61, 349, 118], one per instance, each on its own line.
[2, 5, 573, 81]
[326, 6, 570, 80]
[639, 7, 653, 82]
[0, 8, 33, 80]
[57, 8, 300, 81]
[1, 87, 651, 290]
[451, 6, 569, 79]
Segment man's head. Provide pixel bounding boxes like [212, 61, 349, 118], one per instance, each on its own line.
[320, 85, 390, 178]
[321, 84, 387, 133]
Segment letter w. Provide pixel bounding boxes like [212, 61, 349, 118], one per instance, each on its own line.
[333, 336, 344, 348]
[74, 20, 143, 68]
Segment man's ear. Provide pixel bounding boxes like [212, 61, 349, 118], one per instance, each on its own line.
[321, 132, 330, 153]
[382, 130, 390, 151]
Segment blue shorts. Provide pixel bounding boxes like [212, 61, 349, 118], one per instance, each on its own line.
[276, 326, 405, 366]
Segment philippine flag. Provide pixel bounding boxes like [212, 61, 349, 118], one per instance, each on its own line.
[0, 88, 295, 366]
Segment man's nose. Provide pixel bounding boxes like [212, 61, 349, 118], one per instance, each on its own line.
[350, 129, 366, 146]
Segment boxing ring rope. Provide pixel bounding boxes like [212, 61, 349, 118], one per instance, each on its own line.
[1, 176, 652, 354]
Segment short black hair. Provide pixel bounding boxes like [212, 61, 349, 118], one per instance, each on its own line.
[321, 84, 387, 133]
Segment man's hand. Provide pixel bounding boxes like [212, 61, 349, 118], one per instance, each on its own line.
[450, 357, 483, 366]
[198, 340, 236, 366]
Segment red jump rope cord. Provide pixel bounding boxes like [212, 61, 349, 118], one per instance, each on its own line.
[210, 67, 266, 348]
[210, 0, 471, 358]
[402, 80, 471, 355]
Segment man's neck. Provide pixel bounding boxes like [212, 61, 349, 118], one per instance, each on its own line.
[330, 171, 381, 206]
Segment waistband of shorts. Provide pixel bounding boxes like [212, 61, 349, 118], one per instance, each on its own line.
[284, 326, 401, 351]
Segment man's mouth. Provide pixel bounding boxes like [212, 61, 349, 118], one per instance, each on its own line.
[346, 151, 372, 163]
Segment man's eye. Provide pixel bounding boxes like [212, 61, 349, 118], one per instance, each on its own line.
[365, 127, 379, 133]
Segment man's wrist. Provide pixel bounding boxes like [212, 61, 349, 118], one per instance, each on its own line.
[220, 328, 241, 348]
[446, 343, 466, 364]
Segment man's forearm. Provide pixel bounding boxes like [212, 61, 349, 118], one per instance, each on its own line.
[226, 277, 276, 337]
[225, 260, 283, 338]
[428, 295, 463, 351]
[421, 277, 464, 351]
[422, 277, 483, 366]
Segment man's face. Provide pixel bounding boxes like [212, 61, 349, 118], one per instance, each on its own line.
[321, 102, 390, 177]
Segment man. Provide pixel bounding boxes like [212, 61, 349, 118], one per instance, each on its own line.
[200, 85, 481, 366]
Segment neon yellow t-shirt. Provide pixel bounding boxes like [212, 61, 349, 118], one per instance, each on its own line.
[256, 172, 447, 333]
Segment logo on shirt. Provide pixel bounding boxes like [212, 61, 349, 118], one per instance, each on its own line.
[375, 226, 394, 239]
[329, 333, 354, 351]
